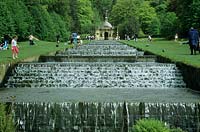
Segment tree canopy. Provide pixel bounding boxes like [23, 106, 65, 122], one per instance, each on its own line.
[0, 0, 199, 41]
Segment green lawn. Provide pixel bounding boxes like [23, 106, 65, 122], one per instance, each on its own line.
[121, 39, 200, 68]
[0, 41, 73, 65]
[1, 39, 200, 68]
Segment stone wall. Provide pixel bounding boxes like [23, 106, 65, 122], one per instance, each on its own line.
[0, 64, 11, 86]
[178, 63, 200, 91]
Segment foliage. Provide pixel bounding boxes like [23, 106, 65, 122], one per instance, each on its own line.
[168, 0, 200, 37]
[132, 119, 170, 132]
[160, 12, 178, 39]
[132, 119, 185, 132]
[77, 0, 95, 34]
[50, 12, 70, 42]
[0, 2, 15, 37]
[69, 0, 81, 33]
[28, 5, 56, 41]
[110, 0, 160, 38]
[0, 103, 15, 132]
[110, 0, 138, 26]
[0, 0, 199, 40]
[6, 1, 32, 41]
[136, 1, 158, 35]
[149, 17, 161, 36]
[47, 0, 72, 33]
[90, 0, 116, 19]
[110, 0, 140, 39]
[118, 16, 140, 38]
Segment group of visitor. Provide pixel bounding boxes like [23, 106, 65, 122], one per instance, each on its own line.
[86, 35, 95, 41]
[11, 34, 39, 59]
[69, 33, 83, 48]
[2, 26, 200, 61]
[126, 27, 200, 55]
[7, 32, 84, 58]
[125, 34, 152, 42]
[0, 34, 19, 60]
[0, 34, 11, 50]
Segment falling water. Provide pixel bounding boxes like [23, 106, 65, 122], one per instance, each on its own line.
[56, 41, 143, 57]
[13, 102, 200, 132]
[4, 62, 186, 89]
[2, 40, 199, 132]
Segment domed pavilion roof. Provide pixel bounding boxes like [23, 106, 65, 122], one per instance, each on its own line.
[99, 17, 113, 29]
[103, 17, 112, 28]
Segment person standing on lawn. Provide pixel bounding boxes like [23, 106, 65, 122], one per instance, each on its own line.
[11, 36, 19, 59]
[28, 34, 39, 45]
[174, 33, 178, 42]
[188, 27, 199, 55]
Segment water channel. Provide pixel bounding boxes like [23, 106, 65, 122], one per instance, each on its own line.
[0, 40, 200, 132]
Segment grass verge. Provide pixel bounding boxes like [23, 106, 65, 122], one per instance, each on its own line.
[0, 41, 73, 65]
[121, 39, 200, 68]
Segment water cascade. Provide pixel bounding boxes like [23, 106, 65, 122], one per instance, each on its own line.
[14, 102, 200, 132]
[5, 62, 185, 88]
[2, 40, 199, 132]
[56, 43, 139, 56]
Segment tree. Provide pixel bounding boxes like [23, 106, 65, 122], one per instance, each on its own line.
[110, 0, 140, 38]
[110, 0, 138, 26]
[136, 1, 158, 35]
[50, 12, 70, 42]
[149, 17, 161, 36]
[110, 0, 160, 38]
[118, 16, 140, 39]
[6, 1, 32, 40]
[47, 0, 71, 32]
[90, 0, 116, 19]
[188, 0, 200, 29]
[28, 5, 56, 41]
[77, 0, 95, 34]
[168, 0, 200, 37]
[0, 2, 15, 38]
[69, 0, 80, 33]
[160, 12, 178, 39]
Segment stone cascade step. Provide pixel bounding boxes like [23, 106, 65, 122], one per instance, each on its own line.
[87, 40, 123, 45]
[4, 62, 186, 88]
[57, 41, 143, 56]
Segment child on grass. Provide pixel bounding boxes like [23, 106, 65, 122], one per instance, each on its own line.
[11, 36, 19, 59]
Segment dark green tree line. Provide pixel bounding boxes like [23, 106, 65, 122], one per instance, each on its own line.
[0, 0, 199, 40]
[169, 0, 200, 37]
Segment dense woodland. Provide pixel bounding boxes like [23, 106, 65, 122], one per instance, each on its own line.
[0, 0, 200, 41]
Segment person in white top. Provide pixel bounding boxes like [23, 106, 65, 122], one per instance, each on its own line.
[29, 35, 39, 45]
[148, 35, 152, 42]
[11, 36, 19, 59]
[175, 33, 178, 41]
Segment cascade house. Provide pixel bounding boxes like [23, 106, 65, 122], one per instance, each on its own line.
[95, 16, 115, 40]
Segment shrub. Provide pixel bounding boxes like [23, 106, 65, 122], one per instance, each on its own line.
[0, 103, 15, 132]
[132, 119, 185, 132]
